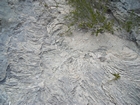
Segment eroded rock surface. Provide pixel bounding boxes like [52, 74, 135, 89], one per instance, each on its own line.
[0, 0, 140, 105]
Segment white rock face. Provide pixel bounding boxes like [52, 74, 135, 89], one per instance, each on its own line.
[0, 0, 140, 105]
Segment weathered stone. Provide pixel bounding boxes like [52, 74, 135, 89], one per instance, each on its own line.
[120, 0, 140, 10]
[0, 0, 139, 105]
[136, 40, 140, 46]
[112, 0, 140, 11]
[0, 56, 7, 82]
[0, 90, 8, 105]
[99, 57, 106, 62]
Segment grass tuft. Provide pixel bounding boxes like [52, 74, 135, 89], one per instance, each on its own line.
[112, 73, 120, 80]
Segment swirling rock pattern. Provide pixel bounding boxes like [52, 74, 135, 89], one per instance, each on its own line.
[0, 0, 140, 105]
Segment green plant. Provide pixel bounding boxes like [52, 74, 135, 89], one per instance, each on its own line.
[112, 73, 120, 80]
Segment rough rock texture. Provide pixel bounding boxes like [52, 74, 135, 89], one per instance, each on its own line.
[0, 0, 140, 105]
[120, 0, 140, 11]
[112, 0, 140, 11]
[111, 0, 140, 48]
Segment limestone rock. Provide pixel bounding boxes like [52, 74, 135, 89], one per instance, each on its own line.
[0, 0, 140, 105]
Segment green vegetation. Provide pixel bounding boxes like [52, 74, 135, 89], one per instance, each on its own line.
[112, 73, 120, 80]
[66, 0, 140, 35]
[65, 0, 114, 35]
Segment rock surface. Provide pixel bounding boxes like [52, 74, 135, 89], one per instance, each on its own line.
[112, 0, 140, 11]
[0, 0, 140, 105]
[111, 0, 140, 49]
[120, 0, 140, 10]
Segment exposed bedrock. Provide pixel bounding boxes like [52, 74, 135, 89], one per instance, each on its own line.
[0, 0, 140, 105]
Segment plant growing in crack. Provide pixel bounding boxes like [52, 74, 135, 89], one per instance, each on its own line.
[111, 73, 120, 80]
